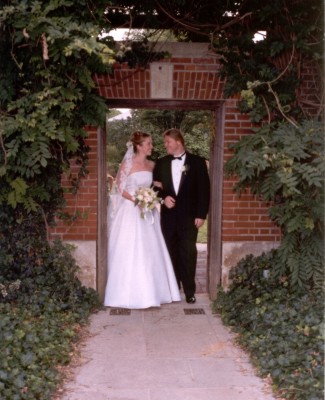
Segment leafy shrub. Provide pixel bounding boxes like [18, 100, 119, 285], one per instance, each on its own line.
[0, 210, 97, 306]
[225, 119, 324, 289]
[0, 212, 101, 399]
[1, 303, 77, 399]
[214, 251, 324, 400]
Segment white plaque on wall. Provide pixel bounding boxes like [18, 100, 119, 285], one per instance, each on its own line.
[150, 63, 173, 99]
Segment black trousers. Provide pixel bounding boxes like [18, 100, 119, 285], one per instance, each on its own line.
[161, 223, 198, 298]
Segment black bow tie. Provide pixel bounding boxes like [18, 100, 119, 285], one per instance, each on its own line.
[173, 153, 185, 160]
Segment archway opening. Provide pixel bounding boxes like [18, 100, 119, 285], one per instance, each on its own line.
[97, 100, 224, 301]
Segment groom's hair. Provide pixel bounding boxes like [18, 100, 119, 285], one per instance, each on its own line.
[163, 128, 185, 146]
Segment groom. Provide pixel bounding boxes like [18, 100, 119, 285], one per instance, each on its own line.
[153, 128, 210, 303]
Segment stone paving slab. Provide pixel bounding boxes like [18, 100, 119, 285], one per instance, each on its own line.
[59, 293, 276, 400]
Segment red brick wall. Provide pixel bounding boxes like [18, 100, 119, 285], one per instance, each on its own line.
[297, 59, 323, 117]
[95, 64, 150, 99]
[95, 57, 224, 100]
[50, 127, 98, 241]
[223, 100, 281, 242]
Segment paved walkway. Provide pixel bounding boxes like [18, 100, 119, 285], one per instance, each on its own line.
[58, 245, 276, 400]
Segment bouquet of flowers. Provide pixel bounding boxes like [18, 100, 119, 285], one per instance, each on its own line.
[134, 187, 163, 221]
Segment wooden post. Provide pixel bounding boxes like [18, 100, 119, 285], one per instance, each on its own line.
[97, 127, 108, 302]
[207, 105, 224, 300]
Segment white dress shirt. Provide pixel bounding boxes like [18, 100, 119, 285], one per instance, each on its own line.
[171, 153, 186, 194]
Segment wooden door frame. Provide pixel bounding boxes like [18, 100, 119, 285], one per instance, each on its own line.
[97, 99, 224, 301]
[97, 127, 108, 300]
[207, 106, 224, 300]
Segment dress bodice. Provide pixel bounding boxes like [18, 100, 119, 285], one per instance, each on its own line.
[125, 171, 152, 194]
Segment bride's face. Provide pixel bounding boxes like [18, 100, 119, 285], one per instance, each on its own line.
[138, 137, 153, 156]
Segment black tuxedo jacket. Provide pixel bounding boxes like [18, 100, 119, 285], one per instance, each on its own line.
[153, 152, 210, 231]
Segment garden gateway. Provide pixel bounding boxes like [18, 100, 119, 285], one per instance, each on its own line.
[49, 42, 317, 301]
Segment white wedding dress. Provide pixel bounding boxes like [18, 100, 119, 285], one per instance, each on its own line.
[104, 171, 181, 309]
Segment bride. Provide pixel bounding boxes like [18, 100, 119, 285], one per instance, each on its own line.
[104, 131, 181, 309]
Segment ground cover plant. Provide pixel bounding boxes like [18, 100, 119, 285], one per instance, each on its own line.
[0, 4, 109, 395]
[213, 251, 324, 400]
[0, 212, 101, 400]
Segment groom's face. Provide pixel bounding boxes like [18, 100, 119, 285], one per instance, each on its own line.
[164, 136, 182, 156]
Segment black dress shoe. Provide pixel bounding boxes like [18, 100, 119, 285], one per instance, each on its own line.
[186, 296, 196, 304]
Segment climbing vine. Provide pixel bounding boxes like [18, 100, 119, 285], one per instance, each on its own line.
[0, 0, 115, 226]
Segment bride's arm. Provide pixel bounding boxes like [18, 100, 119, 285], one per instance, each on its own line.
[116, 161, 135, 202]
[122, 190, 135, 202]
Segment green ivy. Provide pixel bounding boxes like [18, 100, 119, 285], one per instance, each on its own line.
[214, 252, 324, 400]
[0, 211, 101, 399]
[0, 299, 100, 400]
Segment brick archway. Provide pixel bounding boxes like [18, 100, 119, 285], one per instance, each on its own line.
[51, 43, 280, 301]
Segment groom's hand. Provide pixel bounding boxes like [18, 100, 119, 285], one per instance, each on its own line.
[194, 218, 205, 228]
[164, 196, 176, 208]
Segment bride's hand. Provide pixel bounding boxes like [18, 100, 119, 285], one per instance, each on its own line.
[122, 191, 135, 202]
[153, 180, 163, 189]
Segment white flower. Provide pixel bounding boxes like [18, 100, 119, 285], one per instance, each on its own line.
[0, 279, 21, 298]
[0, 284, 8, 298]
[181, 164, 190, 174]
[134, 187, 163, 219]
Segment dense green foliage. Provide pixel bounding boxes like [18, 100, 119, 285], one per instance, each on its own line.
[214, 252, 324, 400]
[0, 9, 111, 395]
[0, 210, 100, 399]
[1, 302, 84, 400]
[225, 119, 324, 289]
[0, 0, 115, 221]
[210, 1, 323, 123]
[0, 210, 93, 307]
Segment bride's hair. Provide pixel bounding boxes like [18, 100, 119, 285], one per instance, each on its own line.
[130, 131, 151, 153]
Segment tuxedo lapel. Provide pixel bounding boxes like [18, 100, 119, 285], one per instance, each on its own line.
[177, 153, 190, 195]
[166, 156, 177, 197]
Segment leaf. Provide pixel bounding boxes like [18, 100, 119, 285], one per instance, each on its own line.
[40, 157, 48, 167]
[304, 218, 314, 230]
[10, 177, 28, 195]
[0, 166, 6, 176]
